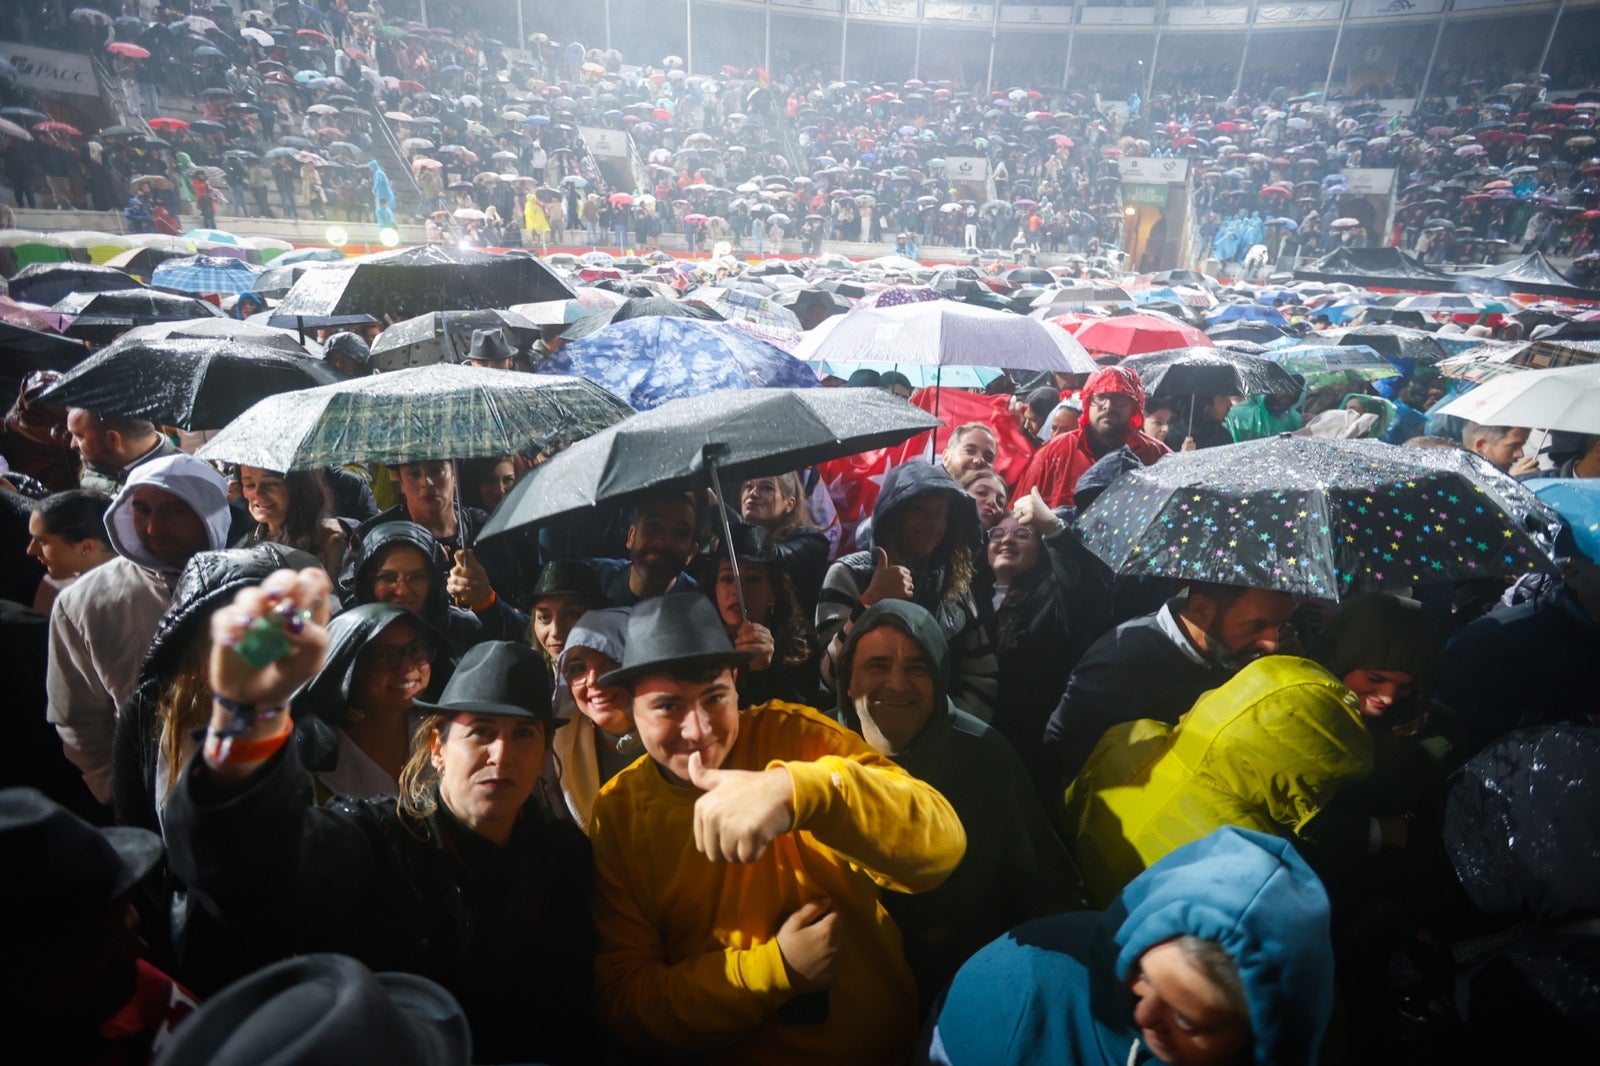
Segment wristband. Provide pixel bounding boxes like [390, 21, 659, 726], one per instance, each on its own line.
[204, 720, 292, 765]
[469, 589, 498, 613]
[212, 696, 287, 738]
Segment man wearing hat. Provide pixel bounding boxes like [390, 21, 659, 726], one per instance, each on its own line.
[589, 594, 966, 1063]
[464, 328, 515, 371]
[1, 787, 199, 1063]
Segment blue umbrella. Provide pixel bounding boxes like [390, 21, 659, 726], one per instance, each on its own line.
[151, 254, 260, 294]
[818, 361, 1001, 389]
[539, 317, 818, 411]
[1206, 303, 1288, 327]
[1526, 479, 1600, 562]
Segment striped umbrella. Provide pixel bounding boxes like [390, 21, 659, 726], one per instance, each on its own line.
[151, 254, 261, 294]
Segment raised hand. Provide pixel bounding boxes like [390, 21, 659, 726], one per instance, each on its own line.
[687, 751, 795, 863]
[860, 546, 914, 607]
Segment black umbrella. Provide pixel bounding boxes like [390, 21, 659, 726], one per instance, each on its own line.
[0, 321, 87, 374]
[1205, 321, 1292, 345]
[8, 262, 142, 306]
[274, 245, 577, 324]
[1122, 347, 1301, 398]
[51, 288, 224, 343]
[38, 337, 344, 430]
[559, 295, 721, 341]
[773, 288, 852, 319]
[1330, 324, 1449, 365]
[1078, 436, 1560, 600]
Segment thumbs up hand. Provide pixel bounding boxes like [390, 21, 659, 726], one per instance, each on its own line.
[860, 546, 914, 608]
[1012, 486, 1064, 535]
[447, 548, 493, 610]
[688, 751, 796, 863]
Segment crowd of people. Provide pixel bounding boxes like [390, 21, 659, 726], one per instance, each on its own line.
[2, 0, 1599, 274]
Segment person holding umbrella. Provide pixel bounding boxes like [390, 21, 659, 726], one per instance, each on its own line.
[164, 572, 596, 1063]
[1015, 366, 1171, 509]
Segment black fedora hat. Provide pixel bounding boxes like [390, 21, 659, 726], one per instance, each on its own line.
[412, 640, 564, 723]
[465, 327, 513, 364]
[159, 953, 472, 1066]
[600, 593, 756, 688]
[530, 558, 605, 604]
[0, 787, 162, 929]
[711, 522, 780, 566]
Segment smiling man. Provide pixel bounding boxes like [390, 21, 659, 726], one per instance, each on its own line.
[1015, 366, 1171, 509]
[588, 594, 966, 1064]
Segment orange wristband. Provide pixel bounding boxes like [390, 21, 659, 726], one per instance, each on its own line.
[204, 722, 292, 765]
[470, 589, 498, 613]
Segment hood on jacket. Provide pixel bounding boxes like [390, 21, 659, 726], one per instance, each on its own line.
[349, 520, 452, 629]
[833, 600, 950, 729]
[105, 453, 232, 573]
[1112, 826, 1336, 1066]
[553, 606, 632, 717]
[291, 602, 454, 770]
[870, 460, 980, 565]
[145, 545, 322, 681]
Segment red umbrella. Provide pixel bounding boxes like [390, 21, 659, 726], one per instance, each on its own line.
[34, 121, 82, 136]
[107, 41, 150, 60]
[1072, 314, 1214, 358]
[148, 117, 188, 131]
[296, 28, 327, 42]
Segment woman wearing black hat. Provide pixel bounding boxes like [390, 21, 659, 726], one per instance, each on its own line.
[165, 569, 594, 1064]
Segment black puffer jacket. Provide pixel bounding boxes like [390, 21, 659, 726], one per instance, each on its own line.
[290, 601, 454, 778]
[166, 741, 596, 1064]
[112, 545, 317, 837]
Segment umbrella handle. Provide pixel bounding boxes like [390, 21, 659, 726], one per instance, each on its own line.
[706, 457, 747, 623]
[1188, 393, 1196, 438]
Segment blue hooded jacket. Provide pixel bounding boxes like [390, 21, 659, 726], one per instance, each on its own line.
[929, 826, 1334, 1066]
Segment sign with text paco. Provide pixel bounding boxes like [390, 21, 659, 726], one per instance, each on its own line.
[2, 41, 101, 99]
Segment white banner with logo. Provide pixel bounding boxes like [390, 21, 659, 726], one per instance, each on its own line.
[999, 6, 1075, 23]
[1, 41, 100, 99]
[924, 2, 993, 21]
[1079, 7, 1158, 24]
[1254, 2, 1344, 22]
[1351, 0, 1447, 17]
[1168, 6, 1250, 25]
[1117, 156, 1190, 184]
[945, 156, 990, 183]
[1340, 168, 1396, 195]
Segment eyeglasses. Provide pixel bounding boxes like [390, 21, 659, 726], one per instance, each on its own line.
[984, 527, 1037, 544]
[1089, 394, 1135, 411]
[361, 639, 438, 671]
[373, 570, 429, 589]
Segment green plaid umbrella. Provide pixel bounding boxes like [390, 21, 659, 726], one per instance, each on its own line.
[1258, 343, 1401, 389]
[197, 364, 632, 469]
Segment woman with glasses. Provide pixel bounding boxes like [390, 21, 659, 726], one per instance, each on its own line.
[346, 520, 499, 648]
[976, 504, 1111, 803]
[290, 602, 452, 800]
[547, 607, 639, 832]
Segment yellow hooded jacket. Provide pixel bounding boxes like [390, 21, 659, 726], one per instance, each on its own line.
[1065, 656, 1374, 908]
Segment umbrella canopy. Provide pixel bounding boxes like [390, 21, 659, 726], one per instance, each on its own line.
[1073, 313, 1213, 358]
[368, 309, 542, 371]
[197, 364, 632, 469]
[1121, 347, 1301, 398]
[805, 300, 1095, 373]
[273, 244, 577, 322]
[1329, 324, 1450, 365]
[0, 320, 87, 373]
[540, 318, 817, 411]
[1437, 364, 1600, 434]
[1206, 321, 1292, 346]
[481, 388, 942, 538]
[1205, 303, 1288, 328]
[1258, 343, 1401, 388]
[558, 295, 721, 341]
[114, 318, 309, 356]
[51, 288, 223, 342]
[37, 337, 343, 430]
[8, 262, 141, 306]
[1078, 436, 1560, 599]
[149, 254, 261, 294]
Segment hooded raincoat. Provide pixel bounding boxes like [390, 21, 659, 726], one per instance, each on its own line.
[1065, 655, 1374, 908]
[835, 601, 1084, 1011]
[815, 461, 998, 721]
[47, 455, 231, 803]
[1014, 367, 1171, 509]
[346, 519, 514, 647]
[930, 826, 1336, 1066]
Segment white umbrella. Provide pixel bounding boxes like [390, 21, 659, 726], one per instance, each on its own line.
[1437, 363, 1600, 434]
[804, 300, 1095, 374]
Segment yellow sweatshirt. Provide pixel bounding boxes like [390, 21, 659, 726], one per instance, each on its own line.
[590, 700, 967, 1065]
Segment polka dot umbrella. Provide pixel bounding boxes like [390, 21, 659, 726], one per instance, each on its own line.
[1077, 436, 1561, 600]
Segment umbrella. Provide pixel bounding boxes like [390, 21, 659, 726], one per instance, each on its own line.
[805, 300, 1094, 375]
[51, 288, 223, 342]
[1331, 324, 1450, 365]
[114, 318, 309, 356]
[1077, 436, 1560, 599]
[0, 320, 87, 373]
[1205, 303, 1288, 328]
[273, 245, 577, 323]
[1258, 343, 1401, 388]
[37, 337, 343, 431]
[1073, 313, 1214, 358]
[1121, 347, 1300, 398]
[538, 318, 818, 411]
[559, 296, 722, 341]
[685, 286, 802, 333]
[7, 262, 140, 306]
[480, 388, 942, 540]
[1437, 364, 1600, 434]
[149, 254, 261, 295]
[107, 41, 150, 59]
[367, 309, 543, 371]
[198, 365, 631, 469]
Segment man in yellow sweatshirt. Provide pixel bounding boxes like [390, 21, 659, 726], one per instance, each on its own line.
[590, 593, 967, 1064]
